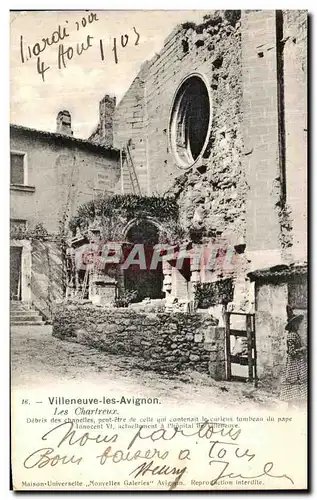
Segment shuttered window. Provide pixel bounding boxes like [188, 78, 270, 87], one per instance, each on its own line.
[10, 152, 25, 185]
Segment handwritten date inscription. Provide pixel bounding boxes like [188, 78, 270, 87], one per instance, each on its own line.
[22, 420, 294, 490]
[19, 12, 140, 82]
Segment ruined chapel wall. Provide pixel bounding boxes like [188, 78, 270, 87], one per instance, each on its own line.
[113, 66, 149, 195]
[114, 13, 245, 247]
[282, 10, 307, 263]
[242, 10, 307, 271]
[242, 10, 282, 272]
[113, 10, 307, 271]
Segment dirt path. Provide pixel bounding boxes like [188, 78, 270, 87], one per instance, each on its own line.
[11, 326, 280, 409]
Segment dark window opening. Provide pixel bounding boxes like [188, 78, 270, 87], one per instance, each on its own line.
[10, 152, 25, 185]
[10, 246, 22, 300]
[170, 75, 211, 167]
[124, 220, 164, 301]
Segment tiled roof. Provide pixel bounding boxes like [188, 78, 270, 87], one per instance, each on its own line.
[248, 263, 307, 282]
[10, 124, 120, 158]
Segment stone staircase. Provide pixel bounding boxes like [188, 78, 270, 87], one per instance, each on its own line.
[10, 301, 46, 326]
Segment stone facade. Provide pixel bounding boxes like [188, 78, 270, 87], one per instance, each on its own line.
[11, 11, 307, 388]
[242, 10, 282, 267]
[243, 10, 307, 271]
[112, 10, 307, 271]
[108, 10, 307, 385]
[113, 12, 245, 250]
[10, 116, 121, 317]
[52, 303, 226, 379]
[89, 95, 117, 148]
[282, 10, 307, 264]
[10, 123, 120, 234]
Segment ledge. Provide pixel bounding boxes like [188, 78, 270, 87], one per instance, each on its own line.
[10, 184, 35, 193]
[247, 263, 307, 283]
[10, 124, 120, 159]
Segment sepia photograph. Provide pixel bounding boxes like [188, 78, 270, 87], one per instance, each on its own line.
[9, 9, 308, 491]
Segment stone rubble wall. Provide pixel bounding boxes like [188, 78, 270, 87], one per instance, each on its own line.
[52, 303, 226, 379]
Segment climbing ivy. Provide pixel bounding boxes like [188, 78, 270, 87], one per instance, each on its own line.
[69, 194, 179, 234]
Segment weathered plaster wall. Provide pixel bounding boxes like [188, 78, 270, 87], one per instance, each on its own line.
[254, 281, 288, 387]
[52, 304, 226, 379]
[31, 240, 64, 320]
[10, 128, 121, 234]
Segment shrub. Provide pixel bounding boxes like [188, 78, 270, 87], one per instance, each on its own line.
[113, 290, 138, 308]
[194, 279, 234, 308]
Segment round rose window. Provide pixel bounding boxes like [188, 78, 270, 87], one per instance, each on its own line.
[169, 75, 211, 168]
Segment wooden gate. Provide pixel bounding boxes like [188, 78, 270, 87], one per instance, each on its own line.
[224, 311, 258, 387]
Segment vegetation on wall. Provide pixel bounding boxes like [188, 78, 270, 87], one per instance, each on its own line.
[10, 222, 50, 241]
[194, 279, 234, 308]
[158, 220, 187, 245]
[113, 290, 138, 308]
[276, 202, 293, 250]
[68, 194, 180, 239]
[181, 10, 241, 33]
[68, 192, 228, 246]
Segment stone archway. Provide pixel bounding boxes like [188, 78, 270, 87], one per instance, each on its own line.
[122, 218, 165, 301]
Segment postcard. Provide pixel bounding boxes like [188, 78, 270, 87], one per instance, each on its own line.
[10, 9, 308, 491]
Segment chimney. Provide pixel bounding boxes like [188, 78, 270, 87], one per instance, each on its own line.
[56, 110, 73, 136]
[99, 95, 116, 147]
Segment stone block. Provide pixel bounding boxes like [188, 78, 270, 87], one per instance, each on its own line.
[141, 340, 151, 347]
[203, 343, 218, 352]
[208, 360, 226, 381]
[189, 354, 200, 362]
[165, 356, 177, 362]
[208, 351, 219, 362]
[204, 326, 225, 343]
[194, 333, 203, 343]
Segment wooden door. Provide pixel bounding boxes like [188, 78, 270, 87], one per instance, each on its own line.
[10, 246, 22, 300]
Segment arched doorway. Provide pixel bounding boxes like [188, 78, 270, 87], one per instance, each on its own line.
[123, 219, 164, 301]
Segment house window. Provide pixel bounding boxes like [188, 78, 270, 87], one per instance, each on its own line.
[10, 152, 26, 185]
[169, 74, 212, 169]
